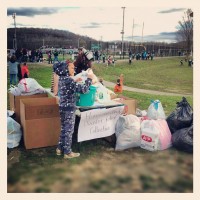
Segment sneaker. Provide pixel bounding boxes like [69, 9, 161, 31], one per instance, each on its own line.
[64, 152, 80, 159]
[56, 148, 62, 156]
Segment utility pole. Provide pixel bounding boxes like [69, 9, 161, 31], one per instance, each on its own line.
[12, 13, 17, 50]
[121, 7, 125, 59]
[78, 38, 81, 48]
[141, 22, 144, 46]
[131, 18, 134, 46]
[100, 36, 102, 51]
[114, 42, 116, 58]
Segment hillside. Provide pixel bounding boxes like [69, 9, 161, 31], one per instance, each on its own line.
[7, 28, 185, 55]
[7, 28, 99, 50]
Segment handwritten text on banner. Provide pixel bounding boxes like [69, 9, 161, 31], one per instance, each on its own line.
[78, 106, 124, 142]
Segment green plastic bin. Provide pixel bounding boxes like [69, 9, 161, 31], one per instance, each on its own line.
[76, 85, 97, 106]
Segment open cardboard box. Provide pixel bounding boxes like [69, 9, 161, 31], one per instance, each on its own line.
[9, 92, 48, 123]
[113, 95, 137, 115]
[20, 97, 61, 149]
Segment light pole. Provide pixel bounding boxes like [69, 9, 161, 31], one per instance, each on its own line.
[114, 42, 116, 59]
[12, 13, 17, 50]
[78, 38, 81, 48]
[121, 7, 125, 59]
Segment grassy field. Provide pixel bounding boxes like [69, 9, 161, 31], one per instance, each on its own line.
[92, 57, 193, 94]
[26, 57, 193, 115]
[7, 57, 193, 193]
[28, 56, 193, 96]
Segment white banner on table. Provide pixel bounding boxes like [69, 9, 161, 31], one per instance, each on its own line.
[78, 106, 124, 142]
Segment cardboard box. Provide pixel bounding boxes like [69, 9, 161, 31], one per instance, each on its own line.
[9, 92, 48, 123]
[123, 98, 137, 115]
[45, 89, 60, 104]
[20, 97, 61, 149]
[114, 96, 137, 115]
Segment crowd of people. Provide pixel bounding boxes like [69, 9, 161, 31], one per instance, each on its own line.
[128, 50, 155, 62]
[7, 48, 63, 64]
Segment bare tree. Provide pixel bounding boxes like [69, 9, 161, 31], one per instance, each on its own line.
[176, 9, 193, 58]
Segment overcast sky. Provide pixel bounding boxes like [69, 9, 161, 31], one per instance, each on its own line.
[7, 7, 188, 43]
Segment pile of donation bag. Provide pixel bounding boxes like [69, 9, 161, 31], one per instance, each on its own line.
[115, 98, 193, 153]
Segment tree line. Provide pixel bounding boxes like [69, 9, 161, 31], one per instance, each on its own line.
[7, 28, 98, 50]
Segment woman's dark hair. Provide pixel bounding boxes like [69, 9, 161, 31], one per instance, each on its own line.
[10, 55, 16, 63]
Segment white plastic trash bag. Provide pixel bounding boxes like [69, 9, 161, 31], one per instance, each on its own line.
[147, 100, 166, 120]
[95, 82, 111, 104]
[115, 115, 141, 150]
[18, 78, 46, 94]
[7, 117, 22, 148]
[74, 69, 98, 84]
[9, 78, 46, 96]
[140, 119, 172, 151]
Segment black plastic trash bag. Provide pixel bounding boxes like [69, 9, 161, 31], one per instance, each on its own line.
[166, 97, 193, 133]
[172, 125, 193, 153]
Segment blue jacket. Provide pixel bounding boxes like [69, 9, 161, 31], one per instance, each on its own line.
[8, 61, 18, 74]
[54, 62, 92, 109]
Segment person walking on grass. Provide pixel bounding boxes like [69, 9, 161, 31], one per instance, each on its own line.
[8, 55, 18, 86]
[55, 61, 95, 159]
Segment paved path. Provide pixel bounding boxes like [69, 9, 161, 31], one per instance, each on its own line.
[103, 80, 192, 97]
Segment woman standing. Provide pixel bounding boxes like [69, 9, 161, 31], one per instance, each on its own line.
[8, 55, 18, 85]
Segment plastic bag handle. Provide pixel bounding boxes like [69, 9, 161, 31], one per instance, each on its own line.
[150, 99, 160, 110]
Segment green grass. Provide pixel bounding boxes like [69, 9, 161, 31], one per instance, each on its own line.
[92, 57, 193, 94]
[7, 57, 193, 193]
[8, 58, 193, 115]
[122, 90, 193, 116]
[27, 57, 193, 95]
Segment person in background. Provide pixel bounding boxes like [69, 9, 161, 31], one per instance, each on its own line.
[102, 53, 106, 63]
[15, 48, 22, 62]
[48, 50, 53, 64]
[21, 62, 30, 78]
[54, 61, 95, 159]
[8, 55, 18, 85]
[107, 55, 112, 66]
[53, 49, 59, 63]
[74, 47, 93, 74]
[22, 48, 27, 62]
[38, 50, 43, 62]
[114, 74, 124, 93]
[17, 63, 22, 82]
[150, 51, 154, 61]
[129, 50, 132, 64]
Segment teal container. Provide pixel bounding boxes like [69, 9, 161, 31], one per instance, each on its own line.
[76, 85, 97, 106]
